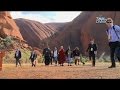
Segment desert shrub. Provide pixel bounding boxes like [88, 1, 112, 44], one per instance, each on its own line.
[3, 51, 16, 63]
[80, 54, 89, 62]
[102, 56, 111, 62]
[37, 55, 44, 63]
[0, 36, 13, 49]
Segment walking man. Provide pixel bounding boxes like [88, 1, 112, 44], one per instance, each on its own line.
[14, 48, 22, 67]
[106, 18, 120, 68]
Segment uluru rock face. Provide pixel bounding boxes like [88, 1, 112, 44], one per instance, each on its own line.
[48, 11, 120, 56]
[0, 11, 23, 40]
[48, 12, 92, 51]
[45, 23, 67, 31]
[15, 18, 62, 48]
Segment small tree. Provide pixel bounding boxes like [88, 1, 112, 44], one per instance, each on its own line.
[0, 36, 14, 50]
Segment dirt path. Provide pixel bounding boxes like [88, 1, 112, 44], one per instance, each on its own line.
[0, 62, 120, 79]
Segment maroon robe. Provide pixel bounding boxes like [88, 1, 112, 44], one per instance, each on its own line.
[58, 49, 66, 64]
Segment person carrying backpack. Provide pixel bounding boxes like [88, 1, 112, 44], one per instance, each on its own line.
[106, 18, 120, 68]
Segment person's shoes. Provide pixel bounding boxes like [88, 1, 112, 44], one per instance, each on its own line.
[108, 66, 116, 68]
[70, 65, 72, 66]
[68, 65, 69, 66]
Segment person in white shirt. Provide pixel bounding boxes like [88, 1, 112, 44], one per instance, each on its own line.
[29, 49, 37, 67]
[53, 47, 58, 66]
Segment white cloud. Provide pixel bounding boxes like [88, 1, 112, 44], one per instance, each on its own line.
[10, 11, 52, 23]
[10, 11, 81, 23]
[51, 11, 81, 22]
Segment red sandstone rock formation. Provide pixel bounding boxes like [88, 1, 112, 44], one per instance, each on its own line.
[0, 11, 23, 40]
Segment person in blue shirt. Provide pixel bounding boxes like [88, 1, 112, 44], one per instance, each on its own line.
[106, 18, 120, 68]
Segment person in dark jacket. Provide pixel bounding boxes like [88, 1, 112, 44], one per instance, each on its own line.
[86, 39, 97, 67]
[14, 48, 22, 67]
[29, 49, 37, 67]
[43, 45, 51, 66]
[73, 47, 85, 65]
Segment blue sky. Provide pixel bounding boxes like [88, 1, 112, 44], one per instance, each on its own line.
[10, 11, 81, 23]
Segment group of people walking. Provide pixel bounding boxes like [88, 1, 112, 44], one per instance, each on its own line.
[42, 39, 97, 67]
[14, 17, 120, 69]
[14, 39, 98, 67]
[14, 48, 37, 67]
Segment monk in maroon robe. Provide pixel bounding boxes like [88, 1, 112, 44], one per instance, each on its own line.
[58, 46, 66, 66]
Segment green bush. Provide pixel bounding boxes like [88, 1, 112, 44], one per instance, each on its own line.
[37, 56, 44, 63]
[0, 36, 13, 49]
[80, 54, 89, 62]
[3, 51, 16, 63]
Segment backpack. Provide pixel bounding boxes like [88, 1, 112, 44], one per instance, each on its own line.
[43, 48, 51, 57]
[113, 25, 120, 58]
[113, 25, 120, 41]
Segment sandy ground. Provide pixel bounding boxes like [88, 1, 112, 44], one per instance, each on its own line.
[0, 62, 120, 79]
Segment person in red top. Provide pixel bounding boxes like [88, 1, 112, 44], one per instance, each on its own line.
[58, 46, 66, 66]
